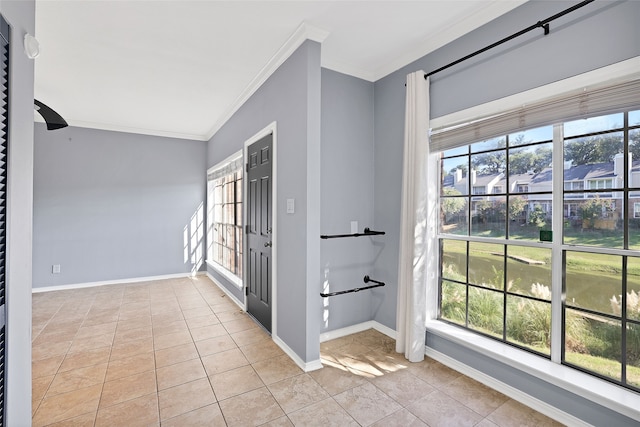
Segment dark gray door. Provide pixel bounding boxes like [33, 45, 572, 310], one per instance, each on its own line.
[246, 134, 272, 332]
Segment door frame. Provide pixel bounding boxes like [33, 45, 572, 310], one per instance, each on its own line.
[243, 122, 277, 337]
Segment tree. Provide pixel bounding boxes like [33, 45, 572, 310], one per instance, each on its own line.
[472, 151, 506, 174]
[509, 196, 527, 221]
[508, 146, 552, 175]
[564, 134, 623, 165]
[442, 187, 465, 218]
[528, 205, 547, 229]
[579, 196, 613, 229]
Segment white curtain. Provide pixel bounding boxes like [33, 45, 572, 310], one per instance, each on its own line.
[396, 71, 430, 362]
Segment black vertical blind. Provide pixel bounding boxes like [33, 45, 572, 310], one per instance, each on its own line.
[0, 13, 9, 427]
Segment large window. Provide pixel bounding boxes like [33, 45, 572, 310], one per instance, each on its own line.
[438, 109, 640, 392]
[207, 153, 243, 281]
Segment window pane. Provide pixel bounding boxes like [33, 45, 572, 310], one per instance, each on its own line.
[627, 322, 640, 388]
[441, 239, 467, 282]
[626, 257, 640, 322]
[506, 295, 550, 355]
[564, 113, 623, 138]
[442, 156, 469, 195]
[443, 146, 467, 157]
[471, 136, 505, 153]
[471, 151, 506, 175]
[471, 196, 506, 238]
[509, 143, 552, 177]
[563, 196, 622, 248]
[468, 287, 503, 338]
[440, 280, 466, 326]
[630, 110, 640, 126]
[508, 126, 553, 146]
[565, 252, 621, 314]
[468, 242, 503, 290]
[440, 197, 468, 235]
[564, 309, 621, 382]
[506, 246, 551, 298]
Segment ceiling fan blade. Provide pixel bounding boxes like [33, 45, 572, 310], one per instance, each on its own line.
[34, 99, 68, 130]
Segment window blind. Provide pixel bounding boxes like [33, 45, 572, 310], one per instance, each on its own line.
[430, 77, 640, 153]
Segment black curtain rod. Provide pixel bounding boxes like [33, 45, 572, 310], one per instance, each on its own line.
[424, 0, 596, 79]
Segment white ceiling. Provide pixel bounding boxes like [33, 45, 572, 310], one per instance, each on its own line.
[34, 0, 526, 141]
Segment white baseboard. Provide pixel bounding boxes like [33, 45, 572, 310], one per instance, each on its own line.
[425, 347, 592, 427]
[320, 320, 397, 342]
[32, 271, 206, 293]
[272, 334, 322, 373]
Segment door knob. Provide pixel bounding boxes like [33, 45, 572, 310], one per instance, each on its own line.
[264, 241, 272, 247]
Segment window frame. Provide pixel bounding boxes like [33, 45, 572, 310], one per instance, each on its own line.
[206, 151, 244, 288]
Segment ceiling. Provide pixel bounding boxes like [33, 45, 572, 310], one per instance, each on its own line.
[34, 0, 527, 141]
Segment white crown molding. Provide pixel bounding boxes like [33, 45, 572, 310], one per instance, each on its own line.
[372, 0, 528, 81]
[205, 22, 329, 141]
[35, 117, 209, 142]
[321, 57, 376, 82]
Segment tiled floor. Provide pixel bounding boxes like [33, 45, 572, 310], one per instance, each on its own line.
[32, 276, 563, 426]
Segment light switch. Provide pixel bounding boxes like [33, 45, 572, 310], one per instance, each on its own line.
[286, 198, 295, 214]
[351, 221, 358, 233]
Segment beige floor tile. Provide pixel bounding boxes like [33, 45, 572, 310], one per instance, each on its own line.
[152, 318, 188, 336]
[105, 351, 155, 382]
[157, 358, 207, 390]
[46, 363, 108, 397]
[32, 353, 66, 378]
[154, 329, 193, 350]
[287, 397, 358, 427]
[32, 383, 103, 427]
[59, 346, 111, 373]
[409, 357, 463, 388]
[308, 364, 368, 396]
[240, 338, 285, 363]
[487, 399, 564, 427]
[161, 403, 226, 427]
[406, 391, 483, 427]
[476, 419, 500, 427]
[155, 341, 200, 368]
[74, 322, 117, 339]
[95, 393, 159, 427]
[259, 415, 294, 426]
[252, 354, 303, 385]
[46, 411, 97, 427]
[189, 323, 228, 341]
[442, 375, 508, 416]
[113, 324, 153, 345]
[158, 378, 217, 421]
[99, 370, 157, 408]
[230, 326, 270, 347]
[201, 347, 249, 376]
[268, 373, 329, 413]
[110, 337, 154, 361]
[32, 340, 72, 361]
[370, 408, 428, 427]
[218, 386, 285, 427]
[116, 315, 152, 331]
[32, 375, 54, 416]
[195, 334, 238, 357]
[222, 317, 258, 334]
[369, 368, 435, 406]
[209, 365, 265, 401]
[186, 314, 220, 329]
[215, 308, 249, 322]
[68, 333, 115, 354]
[333, 381, 402, 426]
[182, 306, 214, 319]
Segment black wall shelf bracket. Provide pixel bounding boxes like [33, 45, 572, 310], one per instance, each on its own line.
[320, 227, 385, 239]
[320, 275, 385, 298]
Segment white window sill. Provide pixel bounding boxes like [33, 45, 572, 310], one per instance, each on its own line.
[205, 260, 242, 289]
[426, 320, 640, 421]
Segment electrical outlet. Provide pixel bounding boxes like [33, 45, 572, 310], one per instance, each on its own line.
[52, 264, 61, 274]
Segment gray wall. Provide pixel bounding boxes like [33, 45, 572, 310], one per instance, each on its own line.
[372, 0, 640, 425]
[320, 68, 379, 332]
[207, 41, 322, 363]
[33, 124, 207, 288]
[1, 0, 36, 423]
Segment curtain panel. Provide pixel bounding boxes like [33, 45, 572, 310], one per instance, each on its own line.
[396, 71, 430, 362]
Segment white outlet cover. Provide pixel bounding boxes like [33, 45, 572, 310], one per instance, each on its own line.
[286, 198, 295, 214]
